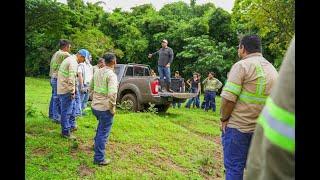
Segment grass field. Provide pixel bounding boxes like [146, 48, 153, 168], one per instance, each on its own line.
[26, 77, 224, 179]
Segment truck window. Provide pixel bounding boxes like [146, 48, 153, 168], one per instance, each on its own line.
[133, 66, 145, 76]
[125, 66, 133, 76]
[144, 68, 150, 76]
[115, 67, 120, 75]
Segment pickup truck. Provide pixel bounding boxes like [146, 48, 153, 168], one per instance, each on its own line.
[105, 63, 196, 112]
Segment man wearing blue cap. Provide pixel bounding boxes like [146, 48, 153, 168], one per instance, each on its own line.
[57, 49, 89, 139]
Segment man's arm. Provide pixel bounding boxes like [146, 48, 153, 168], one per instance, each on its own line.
[220, 97, 236, 132]
[186, 79, 191, 87]
[202, 77, 208, 85]
[220, 62, 245, 132]
[68, 62, 77, 97]
[149, 50, 159, 58]
[216, 79, 223, 90]
[107, 73, 119, 115]
[168, 48, 174, 64]
[197, 82, 201, 94]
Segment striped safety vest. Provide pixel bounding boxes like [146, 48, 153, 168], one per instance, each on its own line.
[92, 68, 117, 95]
[58, 58, 77, 78]
[223, 63, 267, 104]
[258, 97, 295, 153]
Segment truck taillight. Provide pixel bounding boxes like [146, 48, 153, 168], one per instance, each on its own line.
[151, 80, 159, 95]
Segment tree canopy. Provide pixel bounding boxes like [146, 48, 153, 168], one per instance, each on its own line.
[26, 0, 295, 79]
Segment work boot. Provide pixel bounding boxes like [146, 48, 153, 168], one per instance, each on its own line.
[71, 127, 78, 132]
[61, 133, 76, 140]
[166, 83, 173, 93]
[94, 159, 111, 166]
[159, 80, 165, 92]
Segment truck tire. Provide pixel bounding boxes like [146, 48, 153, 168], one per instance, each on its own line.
[121, 93, 139, 112]
[155, 104, 171, 113]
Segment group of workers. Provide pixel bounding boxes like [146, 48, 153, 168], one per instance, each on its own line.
[147, 36, 295, 180]
[47, 34, 294, 179]
[48, 39, 118, 165]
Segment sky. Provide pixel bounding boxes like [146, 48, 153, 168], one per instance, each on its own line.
[57, 0, 235, 13]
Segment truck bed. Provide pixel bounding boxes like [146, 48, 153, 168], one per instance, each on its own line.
[158, 92, 198, 99]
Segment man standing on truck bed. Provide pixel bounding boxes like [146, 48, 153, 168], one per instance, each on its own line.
[220, 35, 278, 180]
[148, 39, 174, 92]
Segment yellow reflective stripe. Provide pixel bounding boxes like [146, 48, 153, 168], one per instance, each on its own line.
[223, 81, 242, 96]
[266, 98, 295, 127]
[258, 108, 295, 153]
[255, 64, 266, 95]
[58, 69, 76, 77]
[239, 90, 267, 104]
[93, 71, 117, 95]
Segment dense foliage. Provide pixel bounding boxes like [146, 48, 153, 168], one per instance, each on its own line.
[26, 0, 294, 80]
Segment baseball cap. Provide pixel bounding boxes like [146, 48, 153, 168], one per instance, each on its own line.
[161, 39, 168, 44]
[78, 49, 90, 60]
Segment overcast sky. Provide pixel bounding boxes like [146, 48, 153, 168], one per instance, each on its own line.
[56, 0, 235, 13]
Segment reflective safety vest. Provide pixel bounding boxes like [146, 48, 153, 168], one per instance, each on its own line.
[257, 97, 295, 153]
[223, 63, 267, 105]
[92, 68, 117, 95]
[58, 58, 77, 78]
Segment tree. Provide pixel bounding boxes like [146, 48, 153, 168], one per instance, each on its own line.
[177, 35, 237, 82]
[71, 28, 123, 63]
[231, 0, 295, 68]
[208, 8, 237, 46]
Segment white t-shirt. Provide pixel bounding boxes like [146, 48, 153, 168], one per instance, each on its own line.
[78, 61, 93, 85]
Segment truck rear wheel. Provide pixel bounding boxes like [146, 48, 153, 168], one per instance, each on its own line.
[121, 93, 138, 112]
[155, 104, 171, 113]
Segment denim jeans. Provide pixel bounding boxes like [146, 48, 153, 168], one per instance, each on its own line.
[204, 90, 216, 111]
[172, 102, 181, 108]
[74, 86, 82, 117]
[80, 84, 90, 111]
[58, 93, 76, 136]
[222, 127, 253, 180]
[185, 88, 200, 108]
[49, 77, 61, 121]
[92, 108, 114, 162]
[157, 66, 171, 84]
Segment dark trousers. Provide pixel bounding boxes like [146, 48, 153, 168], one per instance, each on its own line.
[58, 93, 76, 135]
[185, 88, 200, 108]
[49, 77, 61, 121]
[204, 90, 216, 111]
[92, 108, 114, 162]
[222, 127, 253, 180]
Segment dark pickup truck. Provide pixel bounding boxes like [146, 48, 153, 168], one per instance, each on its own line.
[111, 63, 197, 112]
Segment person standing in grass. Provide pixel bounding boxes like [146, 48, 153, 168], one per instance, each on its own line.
[48, 39, 71, 123]
[93, 58, 106, 75]
[172, 71, 184, 108]
[57, 49, 89, 139]
[90, 53, 118, 166]
[185, 72, 201, 108]
[202, 72, 223, 112]
[245, 36, 295, 180]
[220, 35, 278, 180]
[77, 54, 93, 116]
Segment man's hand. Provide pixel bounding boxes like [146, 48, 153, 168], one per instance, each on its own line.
[221, 120, 229, 133]
[148, 54, 152, 58]
[80, 86, 87, 93]
[71, 93, 75, 99]
[166, 63, 170, 68]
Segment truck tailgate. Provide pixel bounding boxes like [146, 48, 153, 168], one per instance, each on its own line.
[158, 92, 198, 99]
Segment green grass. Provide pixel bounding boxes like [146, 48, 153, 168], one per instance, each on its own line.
[26, 77, 224, 179]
